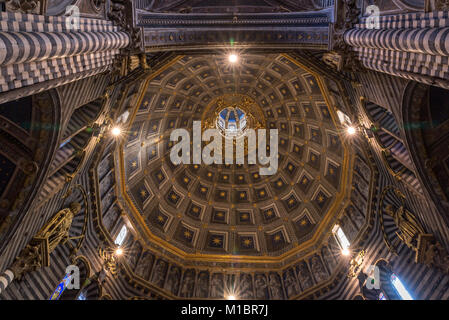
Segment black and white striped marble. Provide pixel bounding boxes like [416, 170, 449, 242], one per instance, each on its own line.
[0, 12, 130, 95]
[345, 10, 449, 89]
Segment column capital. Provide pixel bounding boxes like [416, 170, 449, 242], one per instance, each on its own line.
[325, 0, 363, 72]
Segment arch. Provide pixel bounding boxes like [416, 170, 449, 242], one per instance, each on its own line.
[77, 279, 102, 300]
[373, 259, 397, 300]
[391, 0, 424, 11]
[402, 81, 449, 226]
[372, 259, 416, 300]
[0, 89, 61, 252]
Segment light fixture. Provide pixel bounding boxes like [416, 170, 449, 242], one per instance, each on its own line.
[342, 248, 350, 256]
[347, 126, 356, 135]
[228, 53, 238, 63]
[114, 247, 124, 256]
[348, 250, 366, 278]
[227, 295, 236, 300]
[111, 126, 122, 137]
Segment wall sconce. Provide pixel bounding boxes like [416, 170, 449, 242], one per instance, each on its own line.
[98, 246, 121, 277]
[348, 250, 366, 278]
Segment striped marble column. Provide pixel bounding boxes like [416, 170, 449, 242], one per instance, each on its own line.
[343, 10, 449, 88]
[344, 27, 449, 56]
[0, 30, 129, 66]
[0, 269, 14, 296]
[0, 12, 131, 95]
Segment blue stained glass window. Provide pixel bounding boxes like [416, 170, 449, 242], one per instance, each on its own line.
[77, 291, 87, 300]
[49, 273, 72, 300]
[220, 109, 228, 119]
[378, 292, 387, 300]
[59, 138, 72, 149]
[228, 110, 236, 121]
[237, 108, 244, 119]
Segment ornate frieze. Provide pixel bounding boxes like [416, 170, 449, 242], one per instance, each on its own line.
[5, 0, 41, 13]
[327, 0, 363, 72]
[136, 11, 332, 50]
[425, 0, 449, 11]
[109, 0, 143, 53]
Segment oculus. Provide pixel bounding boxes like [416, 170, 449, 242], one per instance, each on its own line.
[216, 106, 247, 139]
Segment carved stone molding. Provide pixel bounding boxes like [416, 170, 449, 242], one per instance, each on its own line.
[5, 0, 41, 13]
[9, 241, 46, 280]
[328, 0, 363, 72]
[425, 0, 449, 11]
[108, 0, 143, 53]
[333, 0, 360, 33]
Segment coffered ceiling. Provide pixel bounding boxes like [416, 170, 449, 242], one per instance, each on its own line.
[117, 53, 354, 267]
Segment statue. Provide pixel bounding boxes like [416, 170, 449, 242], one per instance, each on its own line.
[9, 202, 81, 281]
[35, 202, 81, 252]
[135, 252, 154, 280]
[283, 269, 299, 298]
[165, 267, 181, 295]
[384, 203, 449, 273]
[425, 0, 449, 11]
[254, 274, 268, 299]
[180, 270, 195, 297]
[322, 245, 337, 273]
[268, 273, 283, 299]
[210, 273, 224, 298]
[128, 242, 142, 269]
[322, 52, 343, 71]
[151, 260, 167, 287]
[6, 0, 39, 13]
[417, 235, 449, 273]
[296, 261, 314, 290]
[196, 272, 209, 298]
[239, 274, 254, 299]
[341, 216, 357, 242]
[310, 256, 328, 283]
[347, 205, 365, 229]
[385, 204, 426, 250]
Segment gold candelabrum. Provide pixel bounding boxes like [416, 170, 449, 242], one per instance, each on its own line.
[348, 250, 366, 278]
[98, 246, 121, 277]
